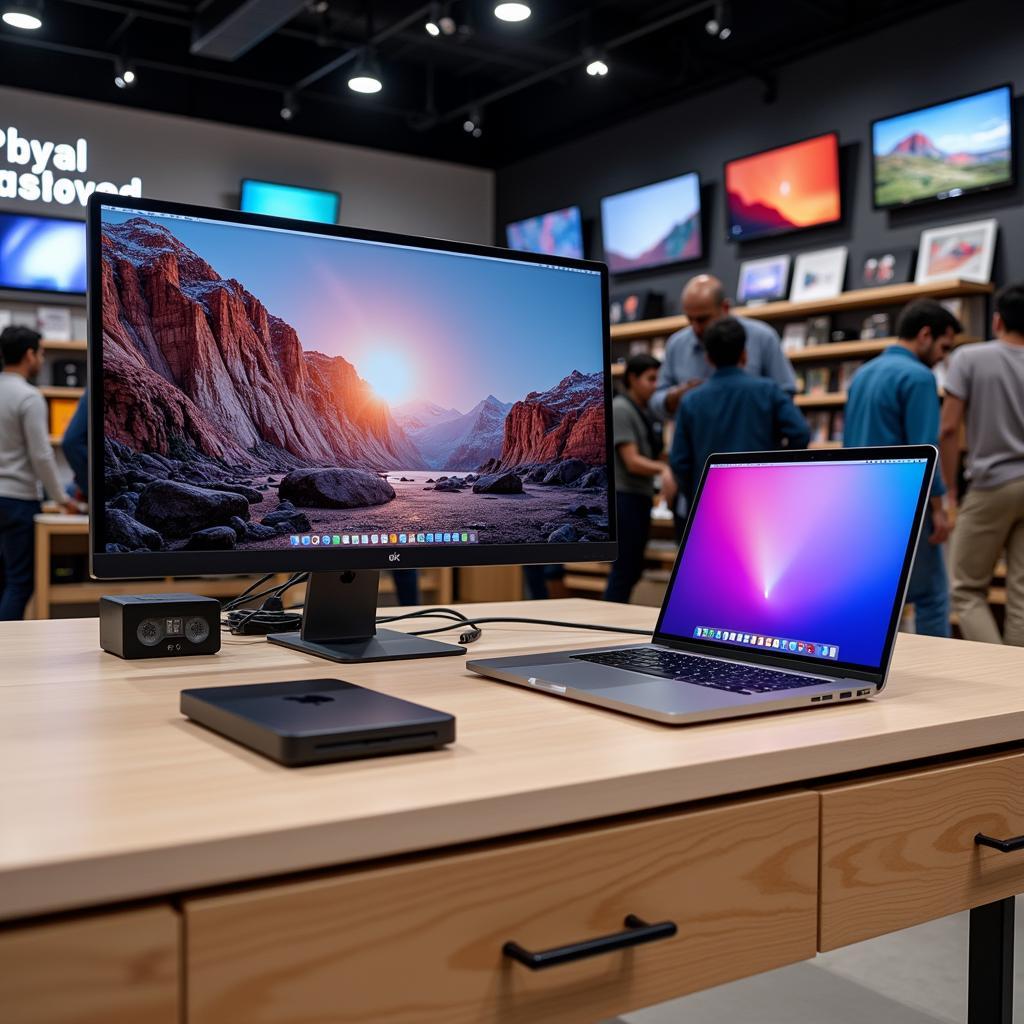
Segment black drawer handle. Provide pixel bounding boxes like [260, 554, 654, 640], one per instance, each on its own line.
[975, 832, 1024, 853]
[503, 914, 677, 970]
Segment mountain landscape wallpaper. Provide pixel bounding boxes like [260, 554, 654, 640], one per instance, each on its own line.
[601, 172, 702, 273]
[725, 134, 841, 240]
[98, 211, 608, 555]
[872, 87, 1013, 208]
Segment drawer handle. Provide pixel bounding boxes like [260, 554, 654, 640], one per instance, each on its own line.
[503, 914, 677, 970]
[975, 832, 1024, 853]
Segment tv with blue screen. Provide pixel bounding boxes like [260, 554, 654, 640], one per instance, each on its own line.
[0, 211, 87, 294]
[505, 206, 584, 259]
[239, 179, 341, 224]
[872, 85, 1015, 209]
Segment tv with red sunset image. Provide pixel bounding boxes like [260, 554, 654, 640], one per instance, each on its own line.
[725, 133, 841, 242]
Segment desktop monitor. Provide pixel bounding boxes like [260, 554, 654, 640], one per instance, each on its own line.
[724, 133, 841, 242]
[239, 179, 341, 224]
[0, 211, 87, 294]
[871, 84, 1014, 209]
[87, 195, 614, 662]
[505, 206, 584, 259]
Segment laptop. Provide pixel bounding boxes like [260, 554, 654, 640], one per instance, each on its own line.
[468, 445, 937, 724]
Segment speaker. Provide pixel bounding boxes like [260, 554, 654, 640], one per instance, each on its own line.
[99, 593, 221, 659]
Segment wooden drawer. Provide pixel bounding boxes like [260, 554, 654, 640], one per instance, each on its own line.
[186, 790, 817, 1024]
[821, 749, 1024, 950]
[0, 905, 180, 1024]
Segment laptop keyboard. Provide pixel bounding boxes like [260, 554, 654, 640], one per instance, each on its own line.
[572, 647, 829, 696]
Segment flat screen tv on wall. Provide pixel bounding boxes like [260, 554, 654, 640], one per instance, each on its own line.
[600, 172, 703, 274]
[0, 211, 87, 294]
[239, 179, 341, 224]
[871, 85, 1015, 209]
[505, 206, 584, 259]
[724, 133, 842, 242]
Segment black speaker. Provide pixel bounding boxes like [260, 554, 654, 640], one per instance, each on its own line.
[99, 593, 221, 659]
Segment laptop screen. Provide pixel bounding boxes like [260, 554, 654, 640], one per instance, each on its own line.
[657, 456, 930, 671]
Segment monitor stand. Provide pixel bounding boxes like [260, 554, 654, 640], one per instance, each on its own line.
[267, 570, 465, 664]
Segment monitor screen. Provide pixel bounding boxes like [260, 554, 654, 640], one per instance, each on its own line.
[600, 172, 702, 274]
[92, 200, 611, 573]
[0, 212, 86, 294]
[239, 179, 341, 224]
[658, 457, 930, 671]
[872, 85, 1014, 209]
[725, 133, 841, 242]
[505, 206, 584, 259]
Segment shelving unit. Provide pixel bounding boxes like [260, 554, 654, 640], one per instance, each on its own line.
[41, 339, 88, 352]
[38, 385, 85, 400]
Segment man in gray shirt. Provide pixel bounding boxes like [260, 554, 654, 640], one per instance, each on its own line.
[0, 327, 76, 620]
[940, 283, 1024, 647]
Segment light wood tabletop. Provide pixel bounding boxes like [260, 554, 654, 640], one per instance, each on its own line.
[2, 598, 1023, 923]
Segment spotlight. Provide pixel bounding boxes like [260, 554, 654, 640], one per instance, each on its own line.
[114, 56, 137, 89]
[585, 55, 608, 77]
[425, 1, 440, 35]
[438, 14, 457, 34]
[463, 108, 482, 136]
[1, 2, 43, 30]
[280, 91, 299, 120]
[494, 3, 530, 23]
[705, 0, 731, 39]
[347, 49, 383, 94]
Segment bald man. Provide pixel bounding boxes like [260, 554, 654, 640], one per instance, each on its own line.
[648, 275, 796, 421]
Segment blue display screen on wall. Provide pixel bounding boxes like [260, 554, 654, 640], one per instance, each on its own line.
[0, 212, 87, 294]
[239, 179, 341, 224]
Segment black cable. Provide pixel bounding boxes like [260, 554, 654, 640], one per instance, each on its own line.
[223, 573, 308, 636]
[379, 608, 652, 642]
[222, 572, 277, 612]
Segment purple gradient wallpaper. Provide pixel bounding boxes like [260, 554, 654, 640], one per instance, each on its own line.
[659, 459, 929, 667]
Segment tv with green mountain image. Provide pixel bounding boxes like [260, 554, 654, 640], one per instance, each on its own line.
[872, 85, 1014, 209]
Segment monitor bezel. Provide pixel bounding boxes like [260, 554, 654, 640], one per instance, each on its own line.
[87, 193, 616, 579]
[0, 207, 87, 296]
[651, 444, 937, 686]
[504, 204, 584, 259]
[239, 177, 342, 224]
[723, 131, 842, 244]
[870, 83, 1016, 211]
[599, 170, 704, 274]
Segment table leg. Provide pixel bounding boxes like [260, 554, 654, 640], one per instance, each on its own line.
[968, 896, 1014, 1024]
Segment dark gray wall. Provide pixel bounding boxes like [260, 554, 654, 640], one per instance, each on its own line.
[497, 0, 1024, 313]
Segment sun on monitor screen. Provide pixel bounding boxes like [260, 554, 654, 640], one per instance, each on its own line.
[506, 206, 583, 259]
[872, 85, 1014, 209]
[725, 134, 841, 242]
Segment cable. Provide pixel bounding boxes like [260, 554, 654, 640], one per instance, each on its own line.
[223, 573, 308, 636]
[222, 572, 277, 612]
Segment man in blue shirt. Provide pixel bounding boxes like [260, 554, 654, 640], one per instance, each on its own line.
[670, 317, 810, 506]
[844, 299, 960, 637]
[650, 274, 796, 423]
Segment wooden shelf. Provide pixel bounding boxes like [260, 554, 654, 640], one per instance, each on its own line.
[38, 386, 84, 400]
[809, 439, 842, 449]
[42, 340, 87, 352]
[48, 436, 62, 446]
[796, 392, 847, 408]
[609, 279, 993, 343]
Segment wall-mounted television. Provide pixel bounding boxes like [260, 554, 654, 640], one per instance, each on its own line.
[505, 205, 584, 259]
[600, 172, 702, 274]
[725, 133, 841, 242]
[0, 211, 87, 294]
[871, 85, 1014, 209]
[239, 179, 341, 224]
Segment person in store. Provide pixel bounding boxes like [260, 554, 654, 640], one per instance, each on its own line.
[844, 299, 961, 638]
[605, 353, 676, 603]
[941, 282, 1024, 647]
[0, 327, 77, 620]
[670, 316, 808, 510]
[649, 274, 796, 535]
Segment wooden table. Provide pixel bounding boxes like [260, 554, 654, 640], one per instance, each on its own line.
[2, 599, 1023, 1023]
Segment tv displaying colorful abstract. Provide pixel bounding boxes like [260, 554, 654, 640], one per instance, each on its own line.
[600, 172, 702, 273]
[240, 179, 340, 224]
[97, 206, 609, 555]
[872, 86, 1013, 209]
[505, 206, 584, 258]
[725, 134, 841, 242]
[0, 212, 86, 294]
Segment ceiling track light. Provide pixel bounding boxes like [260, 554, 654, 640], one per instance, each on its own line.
[113, 55, 137, 89]
[584, 48, 609, 77]
[425, 0, 441, 36]
[494, 2, 530, 23]
[348, 49, 383, 94]
[280, 90, 299, 120]
[2, 1, 43, 30]
[462, 108, 482, 138]
[705, 0, 731, 39]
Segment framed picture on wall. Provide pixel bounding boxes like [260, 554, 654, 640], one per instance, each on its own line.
[860, 248, 914, 288]
[737, 254, 791, 304]
[915, 219, 998, 285]
[790, 246, 848, 302]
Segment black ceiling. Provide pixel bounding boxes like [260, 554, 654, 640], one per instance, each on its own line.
[0, 0, 965, 168]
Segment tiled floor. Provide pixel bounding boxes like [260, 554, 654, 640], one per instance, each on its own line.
[609, 897, 1023, 1023]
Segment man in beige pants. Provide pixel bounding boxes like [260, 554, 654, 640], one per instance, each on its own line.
[940, 283, 1024, 646]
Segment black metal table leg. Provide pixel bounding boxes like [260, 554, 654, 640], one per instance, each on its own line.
[968, 896, 1014, 1024]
